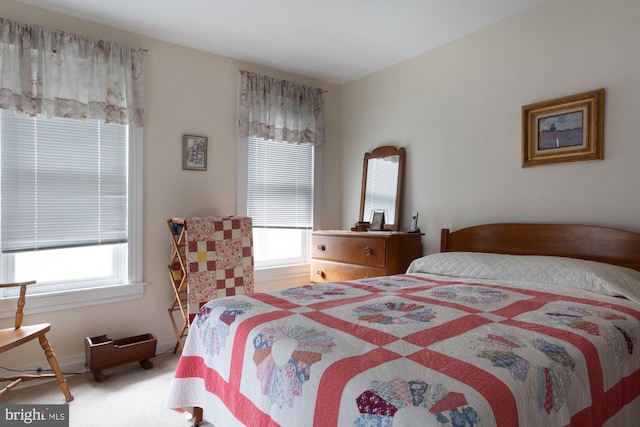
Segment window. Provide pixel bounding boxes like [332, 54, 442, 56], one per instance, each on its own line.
[0, 109, 143, 307]
[238, 71, 324, 273]
[0, 18, 144, 314]
[245, 137, 314, 268]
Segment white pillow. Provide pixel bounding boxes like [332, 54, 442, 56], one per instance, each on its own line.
[407, 252, 640, 305]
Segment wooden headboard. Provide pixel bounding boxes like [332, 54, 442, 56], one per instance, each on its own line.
[441, 223, 640, 272]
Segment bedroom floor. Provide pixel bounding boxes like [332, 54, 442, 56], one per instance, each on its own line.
[1, 351, 212, 426]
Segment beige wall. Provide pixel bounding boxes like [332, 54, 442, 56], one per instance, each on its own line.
[3, 0, 640, 373]
[341, 0, 640, 255]
[1, 1, 342, 370]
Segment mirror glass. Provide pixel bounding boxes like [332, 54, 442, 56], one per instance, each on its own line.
[359, 146, 405, 231]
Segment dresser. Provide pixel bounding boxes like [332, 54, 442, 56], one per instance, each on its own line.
[310, 231, 423, 283]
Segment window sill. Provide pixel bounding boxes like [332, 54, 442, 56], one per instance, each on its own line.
[255, 263, 309, 281]
[254, 264, 310, 292]
[0, 282, 145, 319]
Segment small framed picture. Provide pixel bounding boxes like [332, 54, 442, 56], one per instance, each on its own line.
[370, 211, 385, 231]
[182, 135, 208, 171]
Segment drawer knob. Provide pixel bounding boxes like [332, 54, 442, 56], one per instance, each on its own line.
[316, 269, 325, 278]
[364, 246, 372, 256]
[317, 244, 326, 251]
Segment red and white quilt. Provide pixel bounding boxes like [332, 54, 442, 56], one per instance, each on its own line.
[167, 254, 640, 427]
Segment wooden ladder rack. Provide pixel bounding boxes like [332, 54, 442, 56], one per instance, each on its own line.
[167, 218, 188, 353]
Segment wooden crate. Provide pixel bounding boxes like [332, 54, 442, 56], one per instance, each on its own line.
[85, 333, 157, 382]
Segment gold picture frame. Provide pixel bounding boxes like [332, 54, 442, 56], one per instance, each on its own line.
[522, 88, 604, 167]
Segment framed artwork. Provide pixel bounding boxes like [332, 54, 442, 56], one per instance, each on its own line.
[182, 135, 208, 171]
[522, 88, 604, 167]
[370, 211, 385, 231]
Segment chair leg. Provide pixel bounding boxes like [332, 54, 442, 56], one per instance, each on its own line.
[38, 334, 74, 402]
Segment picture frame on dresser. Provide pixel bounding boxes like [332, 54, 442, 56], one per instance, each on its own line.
[370, 211, 385, 231]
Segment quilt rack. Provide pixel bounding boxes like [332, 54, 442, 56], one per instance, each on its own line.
[167, 218, 188, 353]
[167, 216, 255, 353]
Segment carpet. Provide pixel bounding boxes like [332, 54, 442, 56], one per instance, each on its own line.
[1, 351, 212, 426]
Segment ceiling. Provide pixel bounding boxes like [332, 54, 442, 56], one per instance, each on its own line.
[15, 0, 546, 84]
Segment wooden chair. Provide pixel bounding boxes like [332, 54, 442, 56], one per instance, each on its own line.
[0, 280, 74, 402]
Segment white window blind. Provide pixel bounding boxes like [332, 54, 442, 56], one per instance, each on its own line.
[1, 111, 127, 253]
[247, 137, 313, 229]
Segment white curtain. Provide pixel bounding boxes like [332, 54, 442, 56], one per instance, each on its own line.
[0, 17, 144, 126]
[239, 70, 324, 145]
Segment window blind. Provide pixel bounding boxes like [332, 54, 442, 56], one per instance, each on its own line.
[0, 110, 128, 252]
[247, 137, 313, 229]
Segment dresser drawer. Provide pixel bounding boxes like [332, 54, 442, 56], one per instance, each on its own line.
[311, 261, 385, 283]
[311, 234, 385, 267]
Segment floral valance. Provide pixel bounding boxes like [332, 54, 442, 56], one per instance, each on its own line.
[0, 17, 144, 126]
[239, 70, 324, 145]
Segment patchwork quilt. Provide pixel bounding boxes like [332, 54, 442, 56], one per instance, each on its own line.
[181, 216, 254, 320]
[167, 257, 640, 426]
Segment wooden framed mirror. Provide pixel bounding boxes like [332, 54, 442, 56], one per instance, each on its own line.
[359, 145, 405, 231]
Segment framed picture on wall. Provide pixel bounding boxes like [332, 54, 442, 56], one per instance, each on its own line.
[522, 88, 604, 167]
[182, 135, 208, 171]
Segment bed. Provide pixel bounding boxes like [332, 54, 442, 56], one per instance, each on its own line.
[167, 223, 640, 426]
